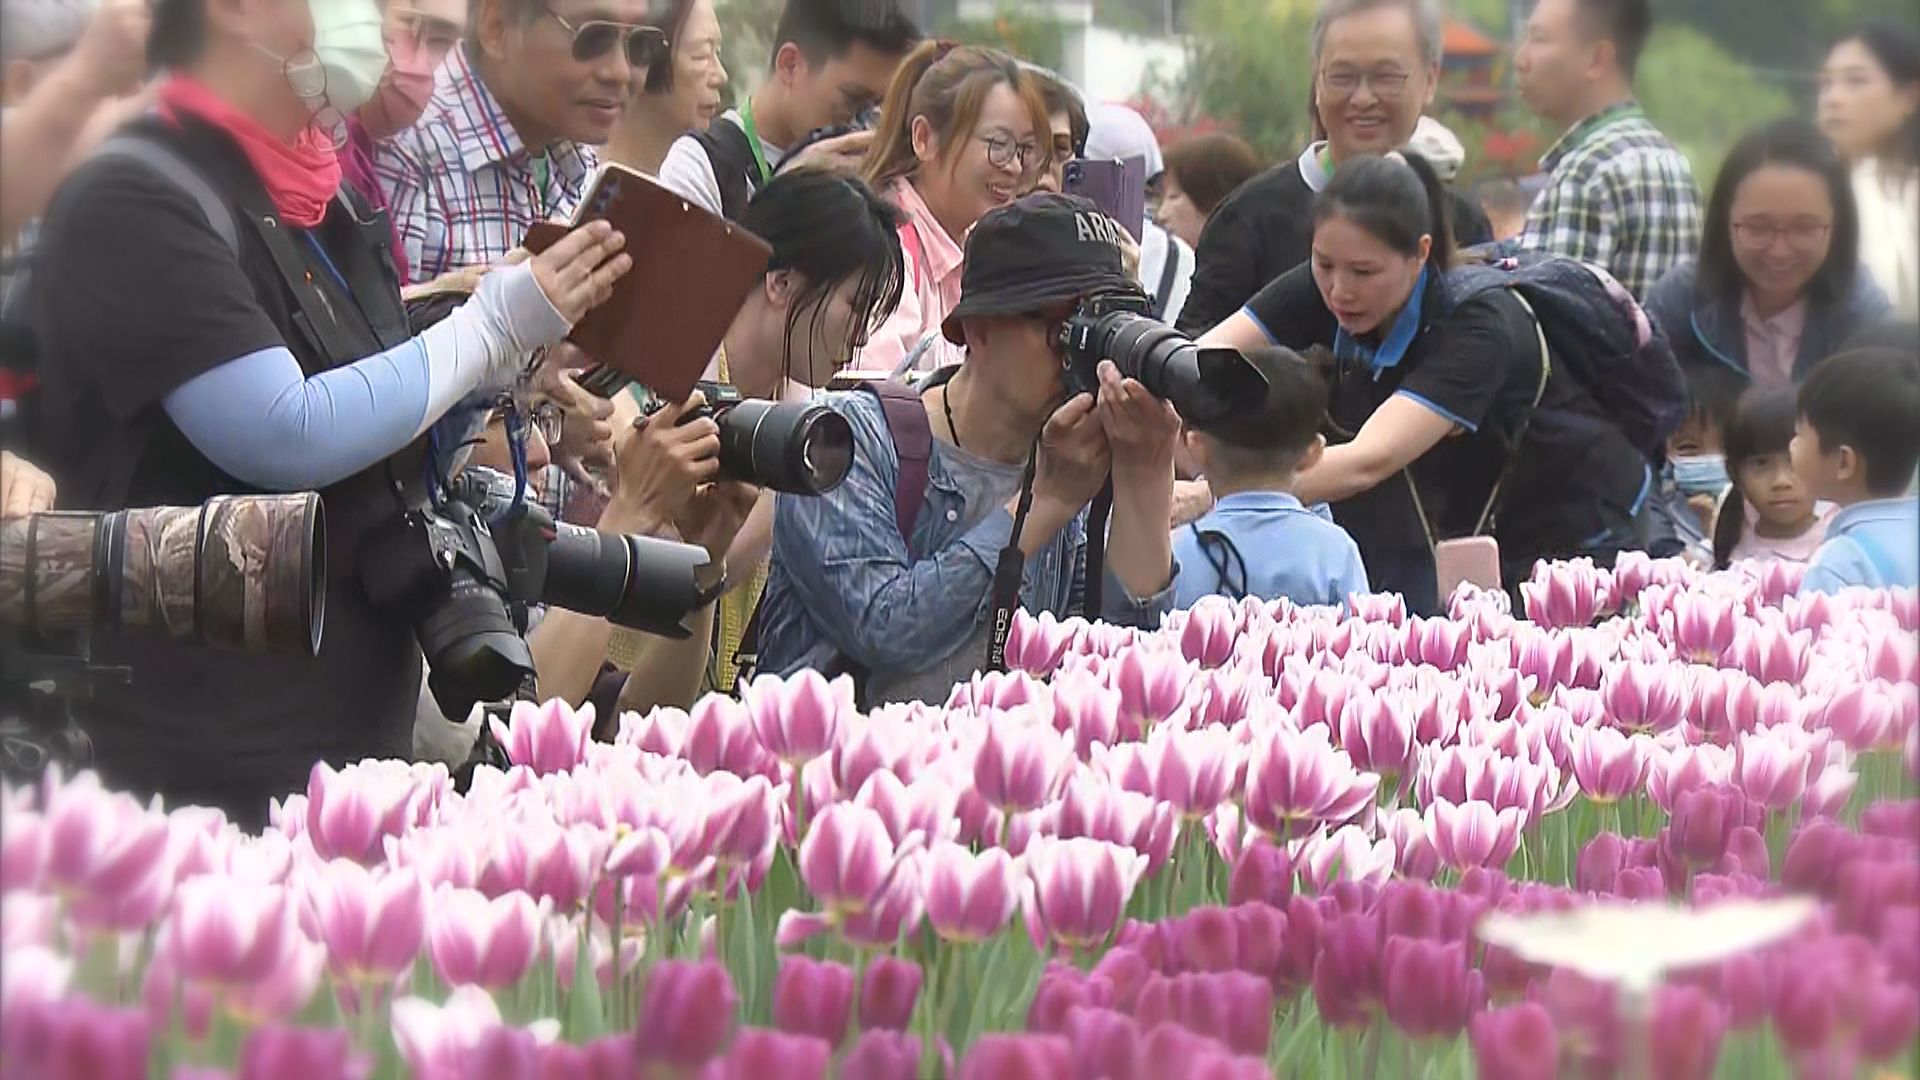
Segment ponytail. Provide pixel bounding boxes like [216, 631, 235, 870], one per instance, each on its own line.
[1311, 152, 1455, 272]
[858, 40, 1049, 191]
[1711, 490, 1743, 569]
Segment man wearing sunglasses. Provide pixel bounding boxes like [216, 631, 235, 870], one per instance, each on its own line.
[377, 0, 657, 285]
[657, 0, 920, 221]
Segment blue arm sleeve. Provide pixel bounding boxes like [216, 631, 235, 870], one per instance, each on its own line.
[162, 342, 431, 491]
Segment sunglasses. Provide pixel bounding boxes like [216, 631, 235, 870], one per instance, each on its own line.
[542, 3, 670, 68]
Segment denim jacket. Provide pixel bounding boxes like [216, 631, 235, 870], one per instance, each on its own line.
[754, 387, 1175, 692]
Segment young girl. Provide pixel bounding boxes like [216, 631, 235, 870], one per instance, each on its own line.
[1713, 387, 1839, 567]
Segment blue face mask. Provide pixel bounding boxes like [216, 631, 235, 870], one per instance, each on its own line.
[1672, 454, 1730, 498]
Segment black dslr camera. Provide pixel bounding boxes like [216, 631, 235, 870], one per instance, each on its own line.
[1059, 292, 1269, 428]
[649, 380, 854, 496]
[359, 468, 716, 720]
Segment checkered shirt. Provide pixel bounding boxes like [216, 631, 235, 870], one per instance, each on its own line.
[376, 43, 597, 285]
[1520, 102, 1702, 302]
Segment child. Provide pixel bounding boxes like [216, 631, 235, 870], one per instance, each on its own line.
[1171, 347, 1368, 609]
[1713, 388, 1839, 568]
[1792, 347, 1920, 593]
[1648, 366, 1744, 567]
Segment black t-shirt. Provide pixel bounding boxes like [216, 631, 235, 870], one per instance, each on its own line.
[1176, 154, 1494, 337]
[1246, 266, 1647, 608]
[28, 116, 420, 826]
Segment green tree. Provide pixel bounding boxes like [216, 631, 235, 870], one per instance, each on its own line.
[1637, 24, 1795, 191]
[938, 8, 1068, 72]
[1180, 0, 1317, 160]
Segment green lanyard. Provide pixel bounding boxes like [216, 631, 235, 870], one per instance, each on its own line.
[739, 97, 774, 185]
[531, 152, 552, 216]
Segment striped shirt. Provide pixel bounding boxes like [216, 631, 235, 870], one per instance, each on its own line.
[1521, 102, 1701, 302]
[375, 43, 597, 285]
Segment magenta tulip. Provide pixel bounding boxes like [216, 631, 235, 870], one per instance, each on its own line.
[956, 1034, 1072, 1080]
[1600, 660, 1689, 735]
[683, 695, 780, 780]
[789, 803, 919, 922]
[1108, 723, 1239, 819]
[426, 887, 544, 989]
[840, 850, 929, 949]
[1383, 937, 1480, 1039]
[1311, 911, 1382, 1027]
[1243, 724, 1378, 839]
[1111, 646, 1190, 732]
[237, 1025, 367, 1080]
[1133, 970, 1273, 1057]
[1471, 1002, 1560, 1080]
[1732, 731, 1811, 811]
[1226, 836, 1292, 909]
[859, 956, 922, 1032]
[772, 955, 853, 1046]
[924, 843, 1019, 942]
[1862, 981, 1920, 1062]
[1650, 984, 1725, 1080]
[1570, 726, 1651, 804]
[1647, 743, 1734, 814]
[841, 1031, 923, 1080]
[1293, 825, 1396, 892]
[1021, 837, 1147, 952]
[634, 960, 738, 1069]
[742, 669, 851, 766]
[1336, 689, 1418, 785]
[1381, 807, 1440, 881]
[302, 860, 426, 984]
[1062, 1007, 1141, 1080]
[1027, 965, 1114, 1034]
[1005, 611, 1078, 676]
[1665, 786, 1743, 870]
[1576, 832, 1628, 894]
[7, 999, 152, 1080]
[973, 715, 1072, 814]
[489, 698, 594, 776]
[700, 1028, 831, 1080]
[1424, 799, 1523, 873]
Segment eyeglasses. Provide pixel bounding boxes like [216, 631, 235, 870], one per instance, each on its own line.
[1732, 220, 1833, 252]
[388, 6, 463, 48]
[1318, 68, 1413, 100]
[491, 396, 566, 447]
[979, 133, 1041, 173]
[542, 3, 670, 68]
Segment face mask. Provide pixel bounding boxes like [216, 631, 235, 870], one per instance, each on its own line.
[1672, 454, 1730, 498]
[310, 0, 387, 115]
[381, 34, 439, 113]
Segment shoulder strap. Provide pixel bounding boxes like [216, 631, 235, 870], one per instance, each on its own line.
[92, 134, 240, 253]
[1471, 290, 1552, 537]
[694, 119, 757, 220]
[862, 379, 935, 543]
[1151, 231, 1181, 319]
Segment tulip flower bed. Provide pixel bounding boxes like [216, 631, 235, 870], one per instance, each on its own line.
[3, 554, 1918, 1080]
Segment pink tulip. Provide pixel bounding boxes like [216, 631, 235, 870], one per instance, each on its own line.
[303, 761, 425, 866]
[842, 1031, 923, 1080]
[1647, 743, 1734, 814]
[40, 772, 172, 921]
[1470, 1002, 1559, 1080]
[858, 956, 922, 1032]
[1293, 826, 1396, 892]
[1820, 682, 1901, 751]
[1111, 646, 1190, 732]
[165, 877, 300, 989]
[426, 887, 544, 989]
[1050, 672, 1125, 756]
[1665, 593, 1741, 663]
[634, 960, 738, 1069]
[236, 1025, 368, 1080]
[924, 843, 1019, 942]
[1732, 732, 1811, 811]
[1106, 723, 1239, 819]
[1723, 624, 1811, 686]
[972, 714, 1072, 814]
[1293, 667, 1365, 732]
[833, 713, 926, 796]
[1425, 799, 1523, 873]
[2, 807, 47, 895]
[1021, 837, 1147, 952]
[701, 1028, 832, 1080]
[956, 1034, 1072, 1080]
[840, 850, 928, 948]
[1336, 689, 1418, 786]
[1349, 592, 1409, 625]
[1570, 726, 1651, 803]
[6, 999, 152, 1080]
[1176, 598, 1239, 668]
[1403, 616, 1471, 671]
[742, 669, 851, 765]
[682, 695, 780, 780]
[772, 955, 854, 1046]
[1521, 560, 1606, 628]
[1, 944, 72, 1042]
[302, 861, 426, 984]
[853, 771, 957, 849]
[391, 985, 553, 1080]
[1243, 724, 1379, 840]
[777, 804, 921, 946]
[1802, 762, 1858, 822]
[1005, 611, 1079, 676]
[489, 698, 594, 776]
[1381, 808, 1440, 881]
[1600, 661, 1689, 735]
[946, 670, 1048, 713]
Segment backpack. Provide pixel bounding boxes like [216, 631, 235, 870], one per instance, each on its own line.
[691, 118, 765, 223]
[1441, 250, 1686, 461]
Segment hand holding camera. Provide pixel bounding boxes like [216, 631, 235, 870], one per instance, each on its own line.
[1, 452, 56, 519]
[1030, 393, 1113, 521]
[1093, 360, 1180, 476]
[601, 392, 722, 537]
[786, 129, 875, 176]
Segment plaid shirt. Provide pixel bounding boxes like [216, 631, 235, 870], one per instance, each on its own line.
[1521, 102, 1702, 301]
[376, 44, 597, 285]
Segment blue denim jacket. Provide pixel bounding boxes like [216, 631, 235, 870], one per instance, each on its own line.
[1802, 497, 1919, 594]
[754, 388, 1174, 689]
[1173, 491, 1369, 609]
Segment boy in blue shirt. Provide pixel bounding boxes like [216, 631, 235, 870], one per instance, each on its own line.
[1172, 346, 1369, 609]
[1791, 347, 1920, 593]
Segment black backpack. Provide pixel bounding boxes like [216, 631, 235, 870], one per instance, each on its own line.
[691, 119, 765, 223]
[1441, 250, 1687, 460]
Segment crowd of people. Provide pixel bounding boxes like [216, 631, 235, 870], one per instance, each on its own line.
[0, 0, 1916, 824]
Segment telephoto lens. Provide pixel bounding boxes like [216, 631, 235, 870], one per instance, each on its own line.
[0, 494, 326, 654]
[687, 381, 855, 495]
[1062, 296, 1269, 428]
[538, 524, 718, 638]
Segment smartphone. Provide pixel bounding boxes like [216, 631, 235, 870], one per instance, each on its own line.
[1064, 158, 1146, 242]
[1434, 536, 1503, 602]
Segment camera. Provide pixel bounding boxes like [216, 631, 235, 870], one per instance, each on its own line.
[656, 380, 855, 496]
[1, 494, 326, 654]
[358, 469, 716, 720]
[1059, 293, 1269, 428]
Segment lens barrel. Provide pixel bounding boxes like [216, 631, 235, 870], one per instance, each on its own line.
[1069, 310, 1269, 428]
[712, 399, 854, 495]
[543, 525, 715, 638]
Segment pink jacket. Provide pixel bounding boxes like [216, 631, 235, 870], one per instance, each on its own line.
[857, 178, 967, 374]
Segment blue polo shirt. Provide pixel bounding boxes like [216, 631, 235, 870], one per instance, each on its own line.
[1802, 497, 1919, 594]
[1172, 491, 1371, 610]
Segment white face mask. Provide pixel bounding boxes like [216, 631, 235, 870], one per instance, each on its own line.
[255, 0, 385, 118]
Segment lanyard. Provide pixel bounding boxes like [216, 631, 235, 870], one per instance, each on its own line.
[739, 98, 774, 186]
[531, 152, 553, 217]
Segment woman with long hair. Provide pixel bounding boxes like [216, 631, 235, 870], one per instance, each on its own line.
[1646, 119, 1889, 399]
[1820, 19, 1920, 316]
[853, 40, 1049, 374]
[604, 0, 728, 174]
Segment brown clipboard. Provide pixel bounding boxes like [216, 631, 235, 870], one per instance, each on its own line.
[524, 164, 772, 403]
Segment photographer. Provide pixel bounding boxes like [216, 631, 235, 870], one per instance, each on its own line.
[754, 193, 1180, 706]
[23, 0, 631, 824]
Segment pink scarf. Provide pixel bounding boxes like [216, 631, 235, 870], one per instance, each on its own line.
[157, 75, 341, 228]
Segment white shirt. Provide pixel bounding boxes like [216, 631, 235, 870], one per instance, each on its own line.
[657, 108, 788, 217]
[1139, 220, 1195, 325]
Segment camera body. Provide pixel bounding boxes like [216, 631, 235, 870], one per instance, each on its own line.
[653, 380, 854, 496]
[1059, 292, 1269, 429]
[360, 469, 715, 720]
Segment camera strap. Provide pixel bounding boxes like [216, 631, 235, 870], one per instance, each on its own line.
[985, 437, 1042, 674]
[1081, 478, 1114, 617]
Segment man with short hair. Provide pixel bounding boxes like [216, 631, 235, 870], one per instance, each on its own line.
[754, 193, 1181, 705]
[658, 0, 919, 220]
[1176, 0, 1490, 335]
[376, 0, 655, 282]
[1515, 0, 1700, 301]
